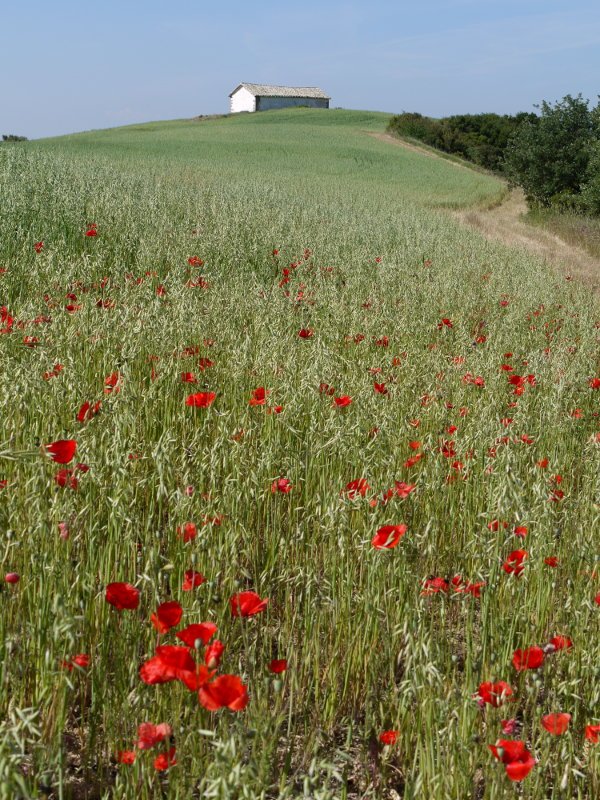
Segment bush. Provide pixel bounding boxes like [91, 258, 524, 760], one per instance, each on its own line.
[504, 95, 597, 208]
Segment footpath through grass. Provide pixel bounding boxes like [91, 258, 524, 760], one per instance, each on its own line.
[0, 109, 598, 799]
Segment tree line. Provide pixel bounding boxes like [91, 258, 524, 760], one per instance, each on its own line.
[387, 95, 600, 214]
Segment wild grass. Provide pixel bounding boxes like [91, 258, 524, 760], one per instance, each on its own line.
[0, 109, 598, 799]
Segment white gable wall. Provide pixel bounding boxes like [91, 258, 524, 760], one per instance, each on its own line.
[230, 87, 256, 113]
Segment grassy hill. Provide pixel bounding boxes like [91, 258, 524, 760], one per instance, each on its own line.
[1, 110, 599, 799]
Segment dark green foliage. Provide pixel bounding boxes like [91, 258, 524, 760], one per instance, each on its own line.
[504, 95, 598, 209]
[387, 112, 535, 172]
[2, 134, 28, 142]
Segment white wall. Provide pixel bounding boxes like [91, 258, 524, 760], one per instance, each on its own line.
[230, 87, 256, 113]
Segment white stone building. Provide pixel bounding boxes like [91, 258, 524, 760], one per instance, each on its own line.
[229, 83, 330, 113]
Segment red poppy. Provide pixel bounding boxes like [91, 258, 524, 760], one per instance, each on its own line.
[176, 622, 217, 648]
[500, 719, 518, 735]
[177, 522, 197, 543]
[512, 646, 544, 671]
[476, 681, 513, 708]
[585, 725, 600, 743]
[117, 750, 136, 765]
[188, 256, 204, 266]
[379, 730, 399, 745]
[547, 635, 572, 652]
[137, 722, 172, 750]
[205, 640, 225, 668]
[85, 225, 97, 237]
[150, 601, 183, 634]
[371, 524, 407, 550]
[595, 592, 600, 606]
[373, 382, 388, 395]
[4, 572, 19, 584]
[104, 372, 121, 394]
[268, 659, 288, 673]
[514, 526, 528, 538]
[230, 591, 268, 617]
[181, 372, 196, 383]
[421, 577, 449, 595]
[249, 387, 269, 406]
[140, 645, 210, 691]
[319, 383, 335, 396]
[333, 395, 352, 407]
[271, 477, 292, 494]
[503, 550, 527, 577]
[589, 378, 600, 389]
[198, 674, 249, 711]
[46, 439, 77, 464]
[345, 479, 370, 499]
[488, 519, 508, 532]
[488, 739, 536, 781]
[392, 481, 416, 500]
[61, 653, 90, 670]
[182, 569, 205, 591]
[105, 582, 140, 611]
[536, 458, 549, 468]
[54, 468, 78, 490]
[154, 746, 176, 771]
[34, 241, 44, 253]
[185, 392, 216, 408]
[77, 401, 101, 423]
[298, 328, 313, 338]
[541, 713, 570, 735]
[403, 453, 424, 468]
[544, 556, 559, 568]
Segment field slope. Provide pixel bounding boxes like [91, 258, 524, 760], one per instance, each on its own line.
[0, 109, 598, 799]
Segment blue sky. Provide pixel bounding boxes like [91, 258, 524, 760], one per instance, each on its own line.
[2, 0, 600, 139]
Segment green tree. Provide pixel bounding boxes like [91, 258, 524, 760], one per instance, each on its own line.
[504, 94, 595, 207]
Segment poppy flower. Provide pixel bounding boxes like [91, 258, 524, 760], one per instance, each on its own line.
[198, 674, 249, 712]
[298, 328, 313, 338]
[585, 725, 600, 743]
[541, 713, 571, 735]
[589, 378, 600, 389]
[4, 572, 19, 584]
[421, 577, 449, 595]
[476, 681, 513, 708]
[150, 601, 183, 634]
[61, 653, 90, 670]
[595, 592, 600, 606]
[345, 479, 370, 499]
[512, 646, 544, 671]
[403, 453, 423, 469]
[137, 722, 172, 750]
[177, 522, 197, 543]
[205, 640, 225, 669]
[34, 241, 44, 253]
[319, 383, 335, 396]
[392, 481, 416, 500]
[188, 256, 204, 266]
[54, 468, 78, 490]
[140, 645, 209, 691]
[85, 225, 97, 237]
[181, 372, 196, 383]
[371, 524, 407, 550]
[547, 635, 572, 652]
[185, 392, 216, 408]
[104, 372, 121, 394]
[271, 477, 292, 494]
[182, 570, 205, 591]
[500, 719, 519, 735]
[105, 582, 140, 611]
[230, 591, 268, 617]
[117, 750, 136, 765]
[77, 401, 101, 423]
[176, 622, 217, 648]
[154, 746, 176, 771]
[503, 550, 527, 577]
[333, 395, 352, 407]
[488, 739, 536, 782]
[544, 556, 559, 568]
[514, 526, 528, 538]
[373, 382, 388, 395]
[46, 439, 77, 464]
[379, 730, 399, 745]
[249, 387, 269, 406]
[268, 659, 288, 674]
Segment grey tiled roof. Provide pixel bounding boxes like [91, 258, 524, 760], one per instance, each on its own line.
[229, 83, 330, 99]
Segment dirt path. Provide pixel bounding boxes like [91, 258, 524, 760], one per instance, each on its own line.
[368, 131, 600, 291]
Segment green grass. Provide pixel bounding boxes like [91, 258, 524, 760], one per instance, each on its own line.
[0, 109, 598, 799]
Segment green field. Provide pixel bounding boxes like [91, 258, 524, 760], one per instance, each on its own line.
[0, 109, 599, 799]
